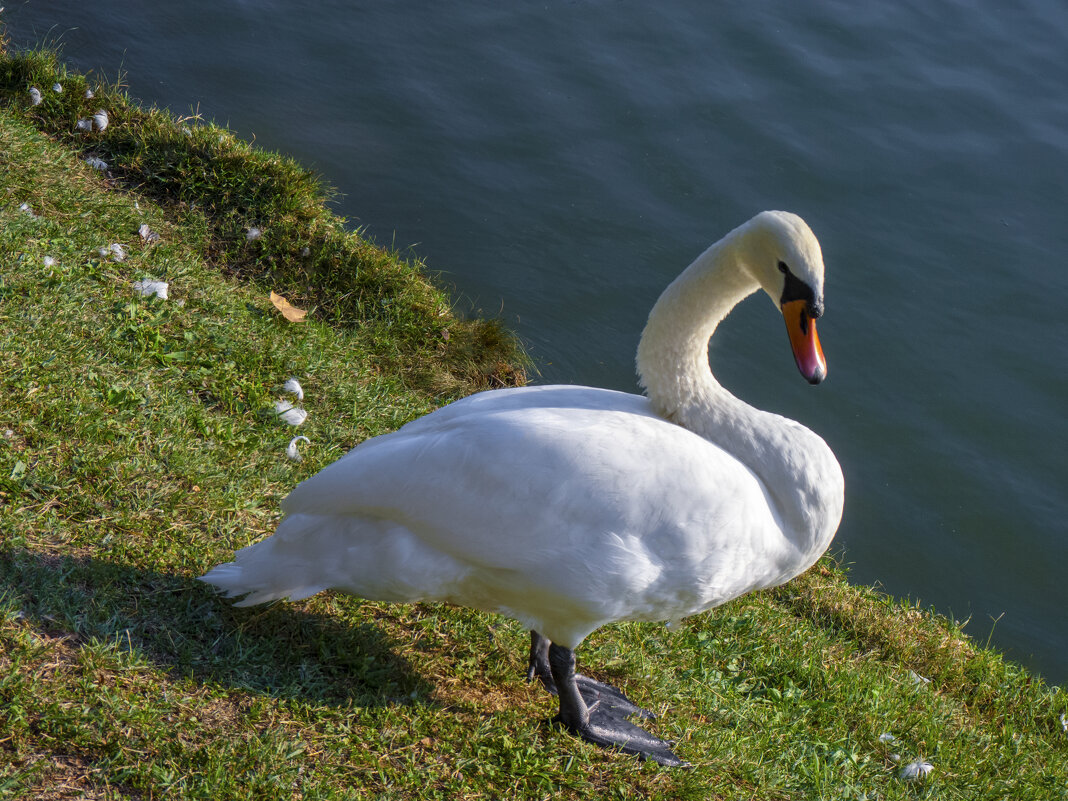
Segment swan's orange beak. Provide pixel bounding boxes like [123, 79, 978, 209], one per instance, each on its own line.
[781, 299, 826, 385]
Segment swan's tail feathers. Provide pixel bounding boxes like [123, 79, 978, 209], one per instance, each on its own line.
[198, 513, 470, 608]
[198, 560, 327, 607]
[198, 513, 338, 606]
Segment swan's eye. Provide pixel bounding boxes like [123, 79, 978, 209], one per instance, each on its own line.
[779, 265, 820, 312]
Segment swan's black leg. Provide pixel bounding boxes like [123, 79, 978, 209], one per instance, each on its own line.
[527, 630, 654, 720]
[547, 643, 687, 767]
[526, 630, 555, 693]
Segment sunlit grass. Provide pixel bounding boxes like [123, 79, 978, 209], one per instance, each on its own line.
[0, 45, 527, 397]
[0, 43, 1065, 800]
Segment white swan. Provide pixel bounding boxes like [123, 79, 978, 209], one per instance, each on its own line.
[200, 210, 844, 766]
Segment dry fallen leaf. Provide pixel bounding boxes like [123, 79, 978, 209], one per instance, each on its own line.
[269, 291, 307, 323]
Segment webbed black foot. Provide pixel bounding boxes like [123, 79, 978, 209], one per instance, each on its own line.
[546, 640, 688, 768]
[565, 704, 685, 767]
[527, 631, 655, 720]
[573, 672, 656, 721]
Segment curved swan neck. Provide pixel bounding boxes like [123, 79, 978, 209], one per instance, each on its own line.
[634, 220, 844, 565]
[636, 224, 760, 420]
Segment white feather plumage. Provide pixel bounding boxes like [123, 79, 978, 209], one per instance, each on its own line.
[201, 211, 844, 652]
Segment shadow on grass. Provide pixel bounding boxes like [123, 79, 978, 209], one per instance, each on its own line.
[0, 546, 434, 708]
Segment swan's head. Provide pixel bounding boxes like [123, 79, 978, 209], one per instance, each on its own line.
[742, 211, 828, 385]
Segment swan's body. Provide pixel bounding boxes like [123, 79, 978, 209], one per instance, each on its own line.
[201, 210, 844, 766]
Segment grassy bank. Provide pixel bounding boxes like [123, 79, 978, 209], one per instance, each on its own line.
[1, 46, 1066, 800]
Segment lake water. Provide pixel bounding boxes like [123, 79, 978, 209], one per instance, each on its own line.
[5, 1, 1066, 681]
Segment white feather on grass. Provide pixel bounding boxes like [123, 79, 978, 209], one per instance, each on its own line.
[98, 243, 126, 262]
[287, 435, 311, 462]
[274, 400, 307, 427]
[282, 378, 304, 401]
[899, 759, 934, 780]
[132, 280, 169, 300]
[138, 223, 160, 243]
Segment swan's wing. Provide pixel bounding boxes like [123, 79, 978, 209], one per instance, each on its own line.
[283, 390, 746, 559]
[205, 386, 799, 646]
[281, 392, 782, 612]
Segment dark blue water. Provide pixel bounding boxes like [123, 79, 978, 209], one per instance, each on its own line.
[5, 0, 1066, 680]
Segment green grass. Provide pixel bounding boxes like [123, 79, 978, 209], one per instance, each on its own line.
[0, 45, 526, 397]
[0, 44, 1066, 800]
